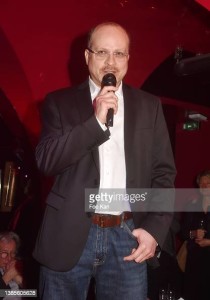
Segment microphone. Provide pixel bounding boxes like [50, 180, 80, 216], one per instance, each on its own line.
[101, 73, 117, 127]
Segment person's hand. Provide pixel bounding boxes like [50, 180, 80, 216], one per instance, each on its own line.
[195, 238, 210, 247]
[13, 274, 23, 286]
[2, 260, 23, 286]
[123, 228, 157, 263]
[13, 260, 24, 286]
[94, 86, 118, 124]
[2, 265, 18, 285]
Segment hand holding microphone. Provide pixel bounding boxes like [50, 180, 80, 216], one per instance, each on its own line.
[94, 73, 118, 127]
[101, 73, 117, 127]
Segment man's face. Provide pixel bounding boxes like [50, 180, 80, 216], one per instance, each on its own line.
[199, 175, 210, 197]
[85, 25, 129, 87]
[0, 240, 16, 269]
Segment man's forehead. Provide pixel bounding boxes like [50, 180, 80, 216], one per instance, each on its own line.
[91, 25, 129, 47]
[0, 240, 16, 251]
[200, 175, 210, 182]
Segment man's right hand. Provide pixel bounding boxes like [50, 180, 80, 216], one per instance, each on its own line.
[94, 86, 118, 124]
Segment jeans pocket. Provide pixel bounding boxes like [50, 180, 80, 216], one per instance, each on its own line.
[122, 220, 137, 241]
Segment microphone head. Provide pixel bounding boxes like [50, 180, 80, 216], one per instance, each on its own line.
[101, 73, 116, 87]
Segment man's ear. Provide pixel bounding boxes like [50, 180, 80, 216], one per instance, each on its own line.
[84, 49, 89, 65]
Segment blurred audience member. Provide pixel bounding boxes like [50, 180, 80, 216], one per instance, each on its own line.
[181, 170, 210, 300]
[0, 231, 23, 299]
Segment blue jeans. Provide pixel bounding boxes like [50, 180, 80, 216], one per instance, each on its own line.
[39, 219, 147, 300]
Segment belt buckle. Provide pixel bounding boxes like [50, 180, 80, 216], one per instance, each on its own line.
[99, 215, 106, 228]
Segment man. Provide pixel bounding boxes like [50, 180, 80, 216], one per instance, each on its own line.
[33, 22, 176, 299]
[0, 231, 23, 299]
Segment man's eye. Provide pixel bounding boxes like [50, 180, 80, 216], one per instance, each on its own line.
[115, 51, 126, 58]
[97, 50, 107, 56]
[115, 52, 125, 57]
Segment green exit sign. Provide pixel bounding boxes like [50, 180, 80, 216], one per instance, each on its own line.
[183, 121, 200, 130]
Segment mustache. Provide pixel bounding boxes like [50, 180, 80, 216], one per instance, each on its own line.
[103, 68, 118, 73]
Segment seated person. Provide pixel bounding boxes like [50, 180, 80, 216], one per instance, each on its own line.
[0, 231, 23, 299]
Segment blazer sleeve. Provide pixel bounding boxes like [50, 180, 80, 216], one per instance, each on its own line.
[0, 275, 9, 299]
[36, 90, 110, 176]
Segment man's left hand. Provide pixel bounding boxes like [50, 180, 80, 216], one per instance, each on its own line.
[123, 228, 157, 263]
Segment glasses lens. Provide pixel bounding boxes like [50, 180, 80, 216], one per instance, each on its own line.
[114, 52, 127, 58]
[0, 251, 16, 259]
[96, 50, 108, 58]
[0, 252, 8, 258]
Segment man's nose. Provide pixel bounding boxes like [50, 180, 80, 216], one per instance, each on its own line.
[6, 255, 12, 263]
[5, 253, 14, 263]
[105, 53, 116, 64]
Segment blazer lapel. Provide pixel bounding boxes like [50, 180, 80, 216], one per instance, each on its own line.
[123, 84, 137, 187]
[76, 80, 94, 122]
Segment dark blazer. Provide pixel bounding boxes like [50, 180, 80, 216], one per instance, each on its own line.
[33, 80, 176, 271]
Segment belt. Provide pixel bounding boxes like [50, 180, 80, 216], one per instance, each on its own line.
[91, 212, 133, 228]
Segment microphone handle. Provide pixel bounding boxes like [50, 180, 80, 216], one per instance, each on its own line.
[101, 73, 116, 127]
[106, 108, 114, 127]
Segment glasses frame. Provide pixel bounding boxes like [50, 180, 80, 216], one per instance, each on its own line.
[87, 47, 129, 59]
[0, 250, 17, 259]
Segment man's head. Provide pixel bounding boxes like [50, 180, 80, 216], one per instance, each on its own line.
[85, 22, 130, 88]
[0, 231, 20, 269]
[197, 170, 210, 197]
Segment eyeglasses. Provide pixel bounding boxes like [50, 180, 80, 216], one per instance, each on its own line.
[0, 251, 16, 259]
[87, 48, 129, 60]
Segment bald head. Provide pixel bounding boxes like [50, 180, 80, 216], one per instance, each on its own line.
[87, 22, 130, 50]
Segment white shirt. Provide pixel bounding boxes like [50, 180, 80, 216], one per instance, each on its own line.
[89, 77, 130, 214]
